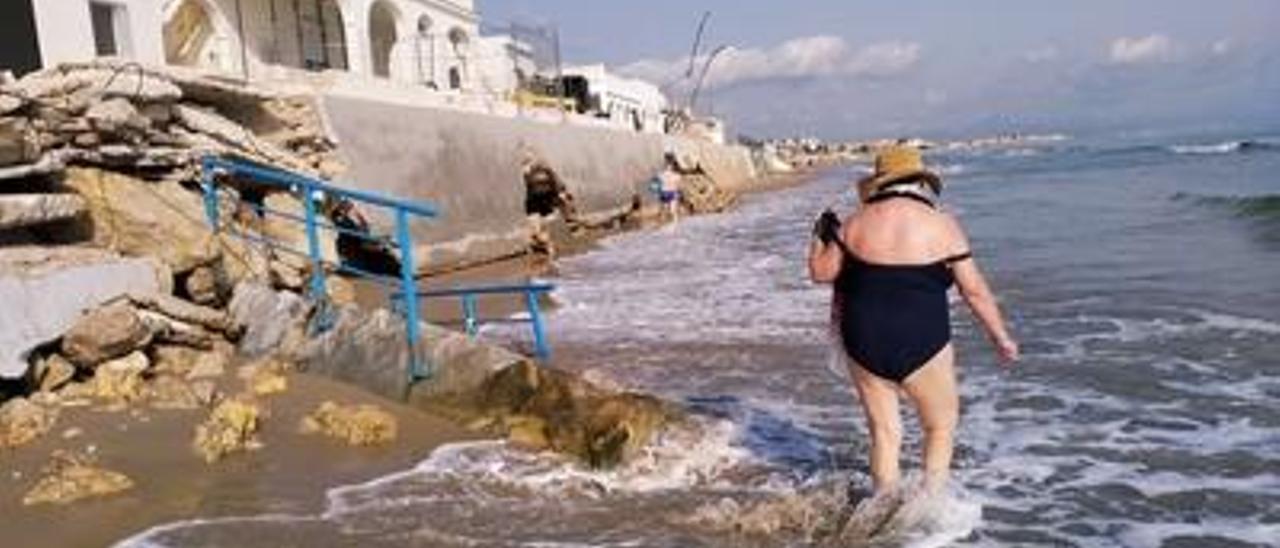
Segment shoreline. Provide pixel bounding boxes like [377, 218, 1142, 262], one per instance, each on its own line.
[0, 168, 826, 547]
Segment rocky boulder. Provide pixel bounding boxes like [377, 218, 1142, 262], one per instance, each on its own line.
[60, 302, 152, 368]
[0, 397, 57, 448]
[193, 398, 262, 462]
[300, 401, 398, 446]
[62, 167, 220, 274]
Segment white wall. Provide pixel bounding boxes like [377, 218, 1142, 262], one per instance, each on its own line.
[31, 0, 165, 68]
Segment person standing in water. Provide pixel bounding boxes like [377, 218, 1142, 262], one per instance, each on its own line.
[808, 146, 1019, 494]
[659, 152, 683, 224]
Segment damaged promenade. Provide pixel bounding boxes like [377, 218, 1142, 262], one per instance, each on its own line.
[0, 60, 782, 544]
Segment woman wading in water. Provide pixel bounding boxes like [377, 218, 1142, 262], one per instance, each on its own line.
[808, 146, 1019, 494]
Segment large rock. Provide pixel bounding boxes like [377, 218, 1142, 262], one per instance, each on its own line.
[91, 351, 150, 402]
[228, 282, 311, 358]
[0, 398, 57, 448]
[0, 118, 41, 167]
[62, 167, 220, 274]
[60, 303, 152, 368]
[0, 248, 167, 379]
[0, 194, 86, 230]
[84, 97, 150, 136]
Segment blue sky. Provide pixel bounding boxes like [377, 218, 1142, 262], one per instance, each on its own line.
[478, 1, 1280, 139]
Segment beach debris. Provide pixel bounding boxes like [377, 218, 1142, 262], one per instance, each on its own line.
[300, 401, 398, 446]
[0, 397, 57, 448]
[91, 351, 150, 403]
[32, 354, 77, 393]
[60, 302, 152, 368]
[193, 398, 263, 462]
[22, 451, 133, 506]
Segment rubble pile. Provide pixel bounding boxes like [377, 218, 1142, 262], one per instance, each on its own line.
[0, 61, 340, 179]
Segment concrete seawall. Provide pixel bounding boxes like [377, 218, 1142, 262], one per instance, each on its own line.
[320, 95, 758, 272]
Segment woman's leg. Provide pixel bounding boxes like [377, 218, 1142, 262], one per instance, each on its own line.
[850, 363, 903, 492]
[902, 344, 959, 492]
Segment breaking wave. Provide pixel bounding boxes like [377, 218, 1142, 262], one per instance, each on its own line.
[1173, 192, 1280, 221]
[1168, 138, 1277, 155]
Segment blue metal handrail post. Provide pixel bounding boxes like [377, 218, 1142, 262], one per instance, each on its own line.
[200, 157, 220, 231]
[461, 293, 479, 336]
[525, 289, 550, 360]
[301, 184, 328, 305]
[395, 208, 425, 380]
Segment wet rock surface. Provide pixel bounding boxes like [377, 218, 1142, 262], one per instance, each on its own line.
[0, 398, 58, 448]
[300, 401, 398, 446]
[60, 302, 152, 368]
[193, 398, 263, 463]
[21, 451, 134, 506]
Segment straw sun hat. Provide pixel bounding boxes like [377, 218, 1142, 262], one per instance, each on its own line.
[858, 146, 942, 199]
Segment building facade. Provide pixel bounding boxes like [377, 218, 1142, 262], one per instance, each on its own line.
[561, 64, 667, 134]
[2, 0, 482, 91]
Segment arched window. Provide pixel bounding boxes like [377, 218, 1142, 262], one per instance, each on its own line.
[368, 0, 399, 78]
[299, 0, 348, 70]
[164, 0, 218, 68]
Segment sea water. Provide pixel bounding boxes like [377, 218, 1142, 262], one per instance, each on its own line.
[123, 132, 1280, 547]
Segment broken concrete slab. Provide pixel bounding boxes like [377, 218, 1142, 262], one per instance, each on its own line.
[0, 154, 64, 182]
[0, 248, 167, 378]
[0, 194, 85, 230]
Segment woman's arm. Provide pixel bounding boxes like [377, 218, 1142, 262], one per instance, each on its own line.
[943, 216, 1019, 363]
[808, 214, 846, 285]
[808, 237, 843, 283]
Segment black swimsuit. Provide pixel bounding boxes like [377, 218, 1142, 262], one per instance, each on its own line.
[833, 193, 970, 383]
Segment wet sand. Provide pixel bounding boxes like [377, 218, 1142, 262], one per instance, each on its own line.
[0, 373, 481, 547]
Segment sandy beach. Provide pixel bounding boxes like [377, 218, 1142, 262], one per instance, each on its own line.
[1, 372, 480, 547]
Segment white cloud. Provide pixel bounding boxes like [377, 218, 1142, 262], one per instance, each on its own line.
[1109, 34, 1174, 64]
[617, 35, 921, 89]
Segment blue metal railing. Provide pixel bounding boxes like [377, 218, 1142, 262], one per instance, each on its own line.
[394, 282, 556, 360]
[199, 155, 439, 382]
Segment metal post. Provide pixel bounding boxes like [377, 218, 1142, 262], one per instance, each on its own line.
[199, 157, 220, 231]
[462, 293, 478, 336]
[394, 208, 424, 380]
[301, 183, 327, 302]
[525, 289, 549, 360]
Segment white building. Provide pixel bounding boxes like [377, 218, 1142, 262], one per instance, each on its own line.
[2, 0, 485, 92]
[3, 0, 167, 74]
[561, 64, 667, 134]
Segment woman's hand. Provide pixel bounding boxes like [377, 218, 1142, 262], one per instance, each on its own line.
[994, 335, 1020, 364]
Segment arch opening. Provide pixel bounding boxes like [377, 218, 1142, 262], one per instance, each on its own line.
[368, 0, 399, 78]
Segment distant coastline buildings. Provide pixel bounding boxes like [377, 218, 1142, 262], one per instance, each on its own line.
[1, 0, 697, 138]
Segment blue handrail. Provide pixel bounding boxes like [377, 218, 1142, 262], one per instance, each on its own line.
[394, 282, 556, 360]
[199, 155, 439, 383]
